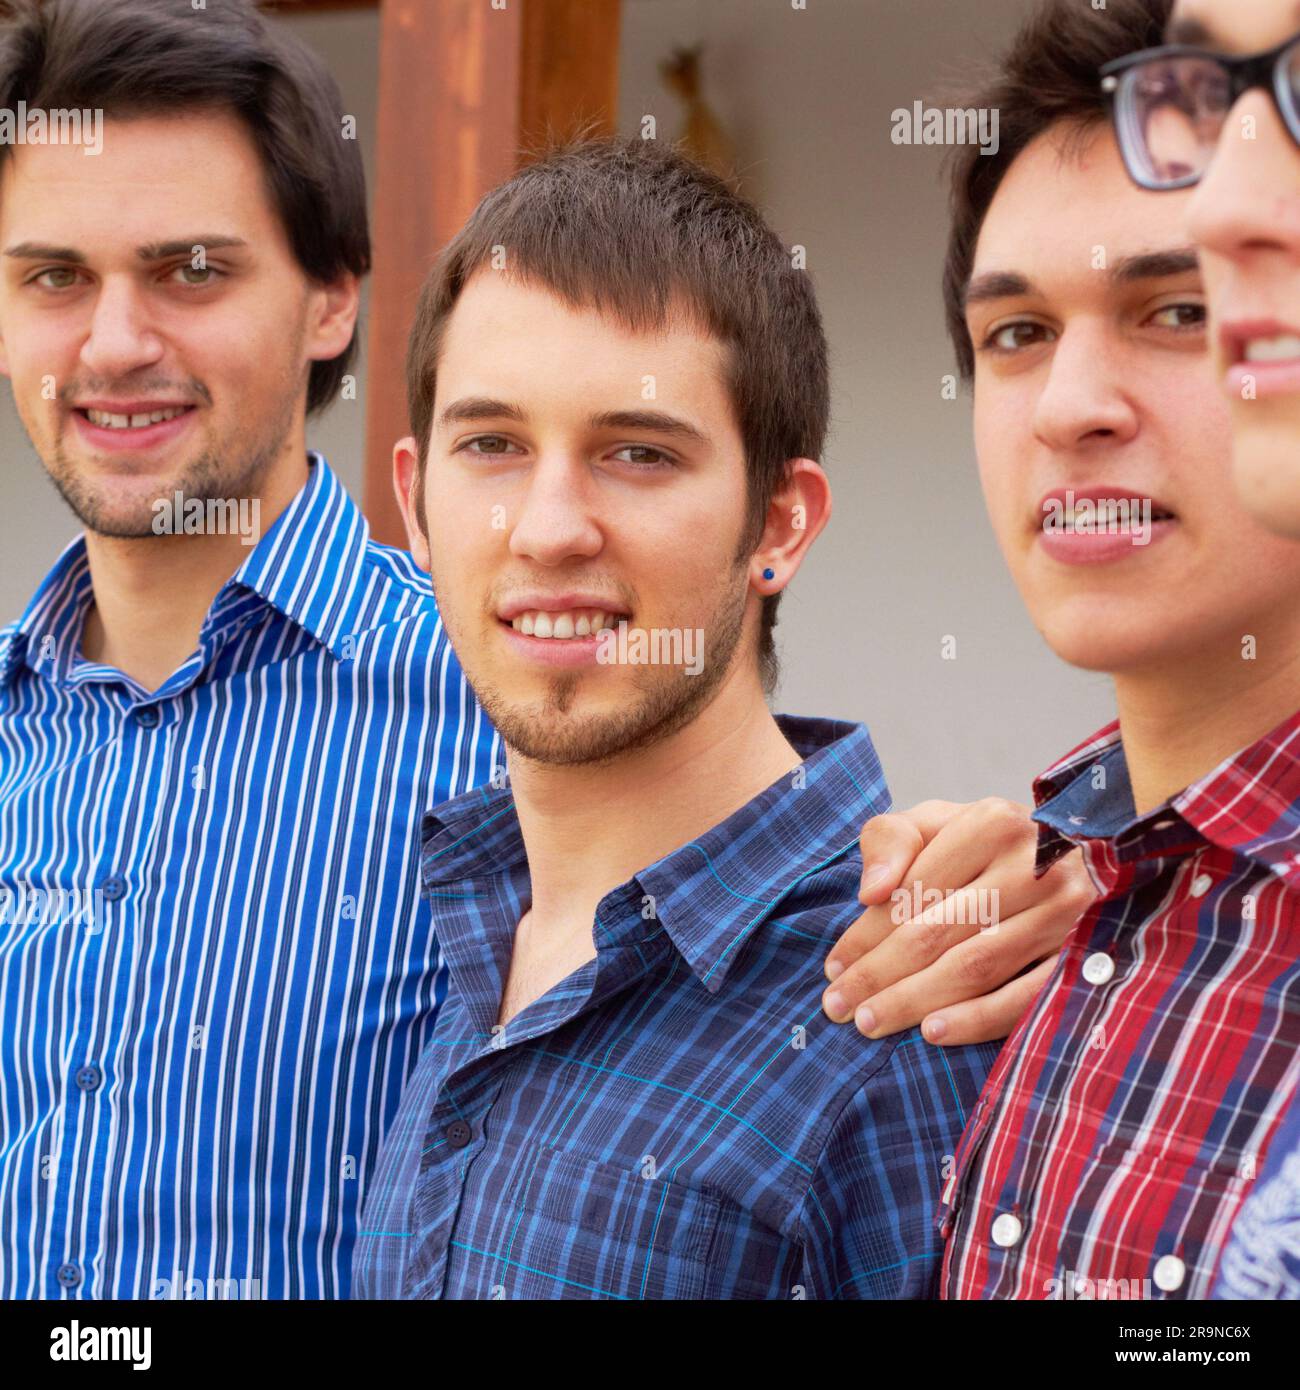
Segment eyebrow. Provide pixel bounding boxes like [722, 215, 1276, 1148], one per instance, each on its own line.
[437, 398, 712, 446]
[3, 234, 247, 264]
[963, 247, 1200, 308]
[588, 409, 711, 447]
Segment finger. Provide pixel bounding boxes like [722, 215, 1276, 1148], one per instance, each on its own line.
[889, 798, 1043, 927]
[825, 895, 986, 1012]
[856, 801, 961, 905]
[823, 851, 1052, 1017]
[919, 955, 1058, 1046]
[843, 913, 1051, 1036]
[824, 899, 899, 981]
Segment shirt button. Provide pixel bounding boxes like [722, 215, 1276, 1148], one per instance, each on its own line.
[991, 1212, 1023, 1248]
[56, 1262, 82, 1288]
[132, 706, 160, 729]
[1082, 951, 1115, 986]
[1190, 873, 1213, 898]
[445, 1119, 472, 1149]
[1153, 1254, 1186, 1292]
[74, 1064, 102, 1092]
[101, 875, 126, 902]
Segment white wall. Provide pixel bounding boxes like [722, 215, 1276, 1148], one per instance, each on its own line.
[619, 0, 1115, 806]
[0, 0, 1114, 810]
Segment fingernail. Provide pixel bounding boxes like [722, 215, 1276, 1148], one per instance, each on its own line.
[826, 958, 844, 981]
[855, 1004, 877, 1035]
[861, 864, 889, 891]
[824, 991, 847, 1020]
[924, 1015, 948, 1043]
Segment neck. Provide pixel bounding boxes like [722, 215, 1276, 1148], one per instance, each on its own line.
[507, 665, 804, 932]
[1114, 619, 1300, 816]
[79, 446, 310, 692]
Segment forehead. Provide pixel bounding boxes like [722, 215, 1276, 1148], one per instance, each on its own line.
[1172, 0, 1300, 49]
[973, 124, 1194, 288]
[0, 110, 277, 243]
[436, 270, 732, 407]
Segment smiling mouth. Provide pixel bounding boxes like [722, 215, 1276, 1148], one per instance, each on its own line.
[1241, 333, 1300, 365]
[501, 608, 625, 640]
[75, 405, 195, 430]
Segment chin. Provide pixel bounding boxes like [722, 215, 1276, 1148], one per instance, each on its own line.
[1031, 603, 1173, 676]
[1231, 423, 1300, 540]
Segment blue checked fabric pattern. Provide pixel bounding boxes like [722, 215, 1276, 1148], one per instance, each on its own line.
[354, 714, 999, 1300]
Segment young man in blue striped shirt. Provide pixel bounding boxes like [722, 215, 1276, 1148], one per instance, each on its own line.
[0, 0, 498, 1298]
[352, 138, 1004, 1300]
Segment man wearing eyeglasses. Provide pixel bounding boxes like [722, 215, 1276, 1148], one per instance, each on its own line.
[1102, 0, 1300, 539]
[934, 0, 1300, 1302]
[1102, 0, 1300, 1301]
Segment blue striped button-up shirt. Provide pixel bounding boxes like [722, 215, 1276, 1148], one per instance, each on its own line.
[0, 454, 497, 1299]
[353, 714, 999, 1300]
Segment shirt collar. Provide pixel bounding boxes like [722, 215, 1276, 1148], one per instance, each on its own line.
[419, 713, 892, 995]
[218, 452, 377, 661]
[1031, 708, 1300, 885]
[0, 453, 377, 690]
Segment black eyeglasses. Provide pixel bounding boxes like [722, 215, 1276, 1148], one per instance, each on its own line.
[1101, 29, 1300, 190]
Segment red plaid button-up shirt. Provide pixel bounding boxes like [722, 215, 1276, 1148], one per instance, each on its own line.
[940, 711, 1300, 1300]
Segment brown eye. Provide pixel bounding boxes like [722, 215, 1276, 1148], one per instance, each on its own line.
[613, 445, 672, 468]
[986, 321, 1053, 352]
[1149, 302, 1206, 331]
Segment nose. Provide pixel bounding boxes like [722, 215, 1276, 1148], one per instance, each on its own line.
[1188, 90, 1300, 264]
[507, 452, 605, 566]
[1032, 323, 1139, 453]
[78, 276, 166, 380]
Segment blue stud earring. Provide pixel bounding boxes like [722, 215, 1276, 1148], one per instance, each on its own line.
[762, 567, 775, 581]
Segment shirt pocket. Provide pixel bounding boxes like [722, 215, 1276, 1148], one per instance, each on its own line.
[460, 1143, 720, 1300]
[1079, 1139, 1251, 1297]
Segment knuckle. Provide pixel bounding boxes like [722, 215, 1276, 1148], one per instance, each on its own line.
[976, 796, 1033, 844]
[953, 939, 999, 990]
[908, 914, 951, 958]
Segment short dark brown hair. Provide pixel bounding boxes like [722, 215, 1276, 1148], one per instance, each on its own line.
[0, 0, 370, 413]
[405, 137, 829, 695]
[943, 0, 1172, 380]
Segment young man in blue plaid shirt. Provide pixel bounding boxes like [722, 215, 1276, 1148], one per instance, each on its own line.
[351, 139, 1002, 1300]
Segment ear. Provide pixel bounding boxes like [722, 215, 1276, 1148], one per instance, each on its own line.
[748, 458, 833, 594]
[392, 434, 431, 572]
[305, 271, 362, 376]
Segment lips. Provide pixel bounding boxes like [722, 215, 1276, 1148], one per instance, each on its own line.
[1219, 316, 1300, 400]
[1035, 485, 1177, 566]
[69, 401, 198, 453]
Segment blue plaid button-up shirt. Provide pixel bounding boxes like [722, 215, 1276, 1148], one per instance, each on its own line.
[353, 714, 999, 1300]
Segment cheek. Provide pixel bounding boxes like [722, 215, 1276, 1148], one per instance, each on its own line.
[972, 405, 1026, 552]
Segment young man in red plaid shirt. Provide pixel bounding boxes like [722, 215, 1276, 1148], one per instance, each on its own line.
[932, 0, 1300, 1300]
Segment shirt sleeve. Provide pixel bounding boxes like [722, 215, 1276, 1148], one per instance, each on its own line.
[796, 1033, 996, 1299]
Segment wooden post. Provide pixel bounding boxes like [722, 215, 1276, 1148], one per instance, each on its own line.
[362, 0, 622, 546]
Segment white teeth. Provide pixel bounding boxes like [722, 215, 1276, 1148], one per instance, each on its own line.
[1244, 334, 1300, 363]
[85, 406, 187, 429]
[507, 608, 621, 639]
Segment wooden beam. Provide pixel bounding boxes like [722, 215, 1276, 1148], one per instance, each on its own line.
[362, 0, 622, 546]
[519, 0, 621, 155]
